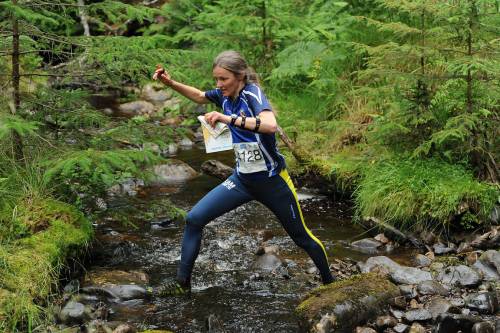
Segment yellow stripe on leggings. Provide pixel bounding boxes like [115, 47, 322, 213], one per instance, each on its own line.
[279, 169, 328, 259]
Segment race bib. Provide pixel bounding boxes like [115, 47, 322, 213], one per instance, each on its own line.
[234, 142, 267, 173]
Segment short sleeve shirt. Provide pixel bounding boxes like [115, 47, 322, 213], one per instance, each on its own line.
[204, 83, 286, 180]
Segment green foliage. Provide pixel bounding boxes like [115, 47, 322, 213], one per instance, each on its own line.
[91, 119, 176, 150]
[0, 114, 39, 140]
[0, 199, 92, 332]
[355, 0, 500, 182]
[355, 157, 498, 229]
[43, 149, 162, 208]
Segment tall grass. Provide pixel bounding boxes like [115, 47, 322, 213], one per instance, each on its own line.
[355, 157, 498, 230]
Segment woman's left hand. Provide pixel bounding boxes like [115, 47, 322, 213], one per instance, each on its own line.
[204, 111, 226, 127]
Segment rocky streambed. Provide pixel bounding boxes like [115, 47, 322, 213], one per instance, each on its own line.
[45, 89, 499, 333]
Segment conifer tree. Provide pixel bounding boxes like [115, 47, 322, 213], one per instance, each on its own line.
[356, 0, 499, 182]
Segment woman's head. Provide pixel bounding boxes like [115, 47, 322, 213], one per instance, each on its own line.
[212, 51, 259, 97]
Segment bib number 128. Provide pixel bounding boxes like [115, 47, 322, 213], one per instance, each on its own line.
[237, 149, 263, 163]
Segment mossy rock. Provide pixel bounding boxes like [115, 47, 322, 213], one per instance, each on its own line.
[296, 273, 400, 333]
[0, 199, 93, 330]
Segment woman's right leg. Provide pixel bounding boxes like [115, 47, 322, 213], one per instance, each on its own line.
[177, 174, 253, 284]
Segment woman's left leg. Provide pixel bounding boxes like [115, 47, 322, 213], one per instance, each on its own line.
[254, 170, 334, 284]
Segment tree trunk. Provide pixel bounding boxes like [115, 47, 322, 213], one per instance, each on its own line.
[11, 0, 24, 162]
[77, 0, 91, 37]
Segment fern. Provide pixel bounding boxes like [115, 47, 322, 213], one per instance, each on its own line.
[43, 149, 162, 208]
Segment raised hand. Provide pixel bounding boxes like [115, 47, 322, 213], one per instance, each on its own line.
[153, 64, 172, 86]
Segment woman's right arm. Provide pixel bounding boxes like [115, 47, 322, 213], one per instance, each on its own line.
[153, 66, 210, 104]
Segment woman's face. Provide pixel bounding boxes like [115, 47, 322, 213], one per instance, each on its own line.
[213, 66, 244, 98]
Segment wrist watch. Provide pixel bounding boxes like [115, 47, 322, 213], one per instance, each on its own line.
[230, 113, 238, 126]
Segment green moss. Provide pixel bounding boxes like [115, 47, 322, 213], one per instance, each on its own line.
[296, 273, 399, 332]
[0, 199, 93, 332]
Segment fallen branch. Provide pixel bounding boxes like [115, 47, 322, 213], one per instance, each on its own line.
[360, 216, 425, 249]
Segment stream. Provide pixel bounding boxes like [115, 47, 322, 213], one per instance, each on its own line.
[84, 144, 418, 332]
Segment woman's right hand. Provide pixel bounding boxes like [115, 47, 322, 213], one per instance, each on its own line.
[153, 65, 173, 86]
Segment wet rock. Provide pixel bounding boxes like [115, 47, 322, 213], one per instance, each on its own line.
[408, 322, 425, 333]
[433, 242, 457, 255]
[414, 254, 431, 267]
[479, 250, 500, 274]
[314, 313, 336, 333]
[296, 273, 400, 333]
[403, 308, 432, 322]
[375, 315, 397, 329]
[118, 101, 154, 117]
[84, 269, 149, 285]
[472, 260, 500, 281]
[178, 137, 193, 149]
[409, 299, 421, 309]
[465, 292, 498, 314]
[416, 280, 449, 296]
[471, 321, 495, 333]
[426, 297, 453, 319]
[161, 143, 178, 157]
[306, 266, 319, 274]
[59, 301, 92, 325]
[151, 159, 198, 186]
[150, 217, 176, 230]
[434, 314, 481, 333]
[399, 285, 417, 299]
[252, 253, 282, 272]
[391, 295, 407, 309]
[355, 327, 377, 333]
[351, 238, 383, 254]
[374, 234, 390, 244]
[201, 160, 234, 180]
[106, 285, 150, 300]
[437, 265, 481, 287]
[390, 308, 404, 319]
[112, 323, 137, 333]
[107, 178, 145, 197]
[358, 256, 432, 285]
[393, 323, 408, 333]
[141, 83, 172, 105]
[63, 279, 80, 294]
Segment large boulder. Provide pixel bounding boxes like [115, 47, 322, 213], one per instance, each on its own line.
[358, 256, 432, 285]
[296, 273, 400, 333]
[141, 83, 173, 106]
[201, 160, 234, 180]
[151, 159, 198, 186]
[117, 101, 154, 117]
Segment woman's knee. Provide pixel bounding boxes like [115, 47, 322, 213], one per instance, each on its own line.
[186, 209, 208, 229]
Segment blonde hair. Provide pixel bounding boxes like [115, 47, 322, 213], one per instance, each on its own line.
[213, 50, 260, 84]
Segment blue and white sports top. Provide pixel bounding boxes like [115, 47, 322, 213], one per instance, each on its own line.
[205, 83, 286, 180]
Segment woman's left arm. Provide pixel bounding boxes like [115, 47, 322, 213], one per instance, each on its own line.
[204, 110, 277, 134]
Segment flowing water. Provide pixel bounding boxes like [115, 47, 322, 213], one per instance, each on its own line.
[88, 144, 417, 332]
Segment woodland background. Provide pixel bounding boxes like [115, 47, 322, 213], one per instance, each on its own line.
[0, 0, 498, 330]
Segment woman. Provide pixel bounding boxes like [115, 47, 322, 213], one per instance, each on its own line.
[153, 50, 335, 295]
